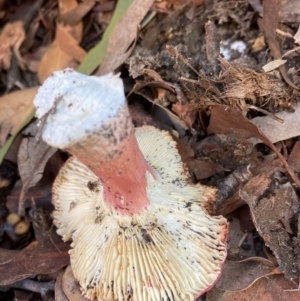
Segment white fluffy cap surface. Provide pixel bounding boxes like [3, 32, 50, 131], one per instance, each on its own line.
[33, 69, 125, 149]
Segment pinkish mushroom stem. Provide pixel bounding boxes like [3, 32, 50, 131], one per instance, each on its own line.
[33, 69, 155, 216]
[64, 105, 155, 216]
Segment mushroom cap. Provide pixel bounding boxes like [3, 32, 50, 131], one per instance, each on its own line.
[53, 126, 228, 301]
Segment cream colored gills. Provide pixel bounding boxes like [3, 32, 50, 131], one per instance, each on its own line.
[52, 127, 227, 301]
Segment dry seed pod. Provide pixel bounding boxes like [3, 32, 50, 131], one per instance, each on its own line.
[6, 212, 21, 226]
[14, 220, 30, 235]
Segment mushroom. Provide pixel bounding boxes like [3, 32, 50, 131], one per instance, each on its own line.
[34, 69, 228, 301]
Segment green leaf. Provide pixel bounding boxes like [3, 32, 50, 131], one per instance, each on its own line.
[76, 0, 134, 75]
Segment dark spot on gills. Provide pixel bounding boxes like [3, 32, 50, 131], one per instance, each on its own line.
[87, 181, 99, 192]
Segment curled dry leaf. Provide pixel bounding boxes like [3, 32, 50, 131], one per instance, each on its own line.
[128, 101, 171, 131]
[171, 85, 197, 129]
[18, 126, 57, 216]
[131, 70, 196, 132]
[7, 149, 63, 214]
[132, 82, 188, 136]
[0, 20, 25, 70]
[0, 240, 70, 286]
[0, 87, 37, 146]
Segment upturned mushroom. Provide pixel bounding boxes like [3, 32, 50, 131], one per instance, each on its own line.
[33, 69, 228, 301]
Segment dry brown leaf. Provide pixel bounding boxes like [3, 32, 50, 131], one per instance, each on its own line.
[250, 103, 300, 144]
[187, 160, 226, 180]
[0, 87, 37, 146]
[58, 0, 97, 26]
[18, 126, 57, 216]
[0, 248, 22, 265]
[262, 59, 287, 72]
[38, 0, 85, 83]
[216, 258, 279, 291]
[6, 146, 63, 214]
[55, 23, 86, 62]
[171, 84, 196, 129]
[207, 274, 300, 301]
[173, 136, 194, 159]
[240, 181, 299, 280]
[172, 101, 196, 129]
[251, 36, 265, 52]
[0, 20, 25, 70]
[0, 240, 70, 286]
[131, 71, 196, 130]
[288, 141, 300, 172]
[96, 0, 155, 75]
[207, 104, 300, 187]
[195, 133, 255, 171]
[128, 101, 170, 131]
[38, 41, 78, 84]
[152, 0, 202, 12]
[23, 46, 48, 73]
[62, 266, 89, 301]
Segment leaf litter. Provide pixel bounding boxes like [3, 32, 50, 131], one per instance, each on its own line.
[1, 0, 300, 300]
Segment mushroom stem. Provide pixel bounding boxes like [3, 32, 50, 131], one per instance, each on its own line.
[64, 105, 154, 216]
[34, 69, 154, 216]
